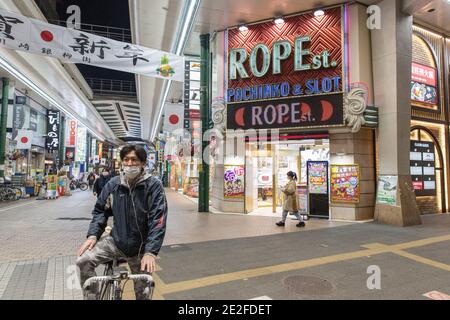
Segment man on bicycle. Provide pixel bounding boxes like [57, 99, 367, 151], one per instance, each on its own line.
[76, 144, 168, 300]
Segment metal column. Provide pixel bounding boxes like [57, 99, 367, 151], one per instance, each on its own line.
[0, 78, 9, 178]
[198, 33, 210, 212]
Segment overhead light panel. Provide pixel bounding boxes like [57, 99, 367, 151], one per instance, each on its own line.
[314, 9, 325, 17]
[239, 24, 249, 32]
[274, 17, 285, 25]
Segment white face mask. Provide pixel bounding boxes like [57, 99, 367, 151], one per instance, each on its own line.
[123, 166, 141, 180]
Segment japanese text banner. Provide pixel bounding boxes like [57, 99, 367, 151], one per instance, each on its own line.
[0, 9, 184, 82]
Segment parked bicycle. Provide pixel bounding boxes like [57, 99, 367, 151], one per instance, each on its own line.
[83, 258, 154, 300]
[69, 179, 89, 191]
[0, 184, 23, 201]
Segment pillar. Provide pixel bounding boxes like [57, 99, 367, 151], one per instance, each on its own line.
[372, 0, 421, 226]
[199, 33, 211, 212]
[0, 78, 9, 178]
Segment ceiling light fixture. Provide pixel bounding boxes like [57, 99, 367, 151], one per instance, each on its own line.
[150, 0, 201, 141]
[314, 9, 325, 17]
[274, 17, 285, 25]
[239, 24, 249, 32]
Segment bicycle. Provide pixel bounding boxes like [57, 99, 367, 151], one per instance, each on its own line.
[69, 179, 89, 191]
[83, 259, 155, 300]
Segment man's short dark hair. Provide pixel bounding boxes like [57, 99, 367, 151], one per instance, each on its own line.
[120, 144, 147, 164]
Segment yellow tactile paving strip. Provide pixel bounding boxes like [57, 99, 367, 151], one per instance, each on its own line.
[122, 234, 450, 300]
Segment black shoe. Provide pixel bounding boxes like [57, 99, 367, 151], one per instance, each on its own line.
[276, 221, 285, 227]
[296, 222, 306, 228]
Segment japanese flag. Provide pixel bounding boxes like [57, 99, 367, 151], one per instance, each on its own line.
[15, 130, 33, 150]
[29, 20, 65, 51]
[163, 103, 184, 134]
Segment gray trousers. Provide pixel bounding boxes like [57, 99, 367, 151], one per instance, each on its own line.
[76, 236, 151, 300]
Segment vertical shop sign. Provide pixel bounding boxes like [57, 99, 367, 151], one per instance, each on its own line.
[75, 126, 87, 162]
[376, 176, 398, 205]
[66, 119, 77, 147]
[45, 110, 60, 151]
[29, 109, 37, 131]
[330, 164, 360, 203]
[410, 140, 436, 196]
[307, 161, 328, 194]
[13, 104, 25, 130]
[224, 165, 245, 198]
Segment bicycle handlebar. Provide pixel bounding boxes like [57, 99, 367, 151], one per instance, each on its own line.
[83, 274, 153, 289]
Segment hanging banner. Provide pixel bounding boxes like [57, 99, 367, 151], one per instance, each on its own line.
[330, 164, 360, 203]
[0, 9, 184, 82]
[66, 119, 77, 147]
[163, 103, 185, 134]
[307, 161, 328, 195]
[15, 130, 33, 150]
[224, 165, 245, 198]
[45, 110, 60, 151]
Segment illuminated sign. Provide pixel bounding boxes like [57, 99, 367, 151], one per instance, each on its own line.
[227, 93, 343, 130]
[226, 7, 344, 130]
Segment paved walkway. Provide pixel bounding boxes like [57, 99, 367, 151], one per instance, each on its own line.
[0, 188, 449, 300]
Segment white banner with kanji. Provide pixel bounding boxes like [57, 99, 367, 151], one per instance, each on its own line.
[0, 9, 185, 82]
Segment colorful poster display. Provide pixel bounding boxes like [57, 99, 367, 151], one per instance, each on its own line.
[297, 186, 308, 214]
[376, 176, 398, 206]
[330, 165, 360, 203]
[224, 165, 245, 198]
[307, 161, 328, 195]
[45, 174, 58, 198]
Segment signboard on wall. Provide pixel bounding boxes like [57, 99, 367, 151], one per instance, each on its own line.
[226, 7, 344, 131]
[376, 176, 398, 206]
[330, 164, 360, 203]
[410, 140, 436, 196]
[411, 62, 438, 109]
[45, 110, 60, 151]
[307, 161, 328, 195]
[224, 165, 245, 198]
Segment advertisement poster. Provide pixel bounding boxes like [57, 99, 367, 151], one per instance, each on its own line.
[298, 186, 308, 214]
[376, 176, 398, 206]
[224, 165, 245, 198]
[410, 62, 438, 108]
[330, 165, 360, 203]
[307, 161, 328, 195]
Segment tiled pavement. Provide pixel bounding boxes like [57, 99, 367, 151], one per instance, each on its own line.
[0, 188, 348, 300]
[2, 188, 449, 300]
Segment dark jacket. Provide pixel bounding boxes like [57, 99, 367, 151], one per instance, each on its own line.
[87, 173, 168, 257]
[93, 175, 111, 197]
